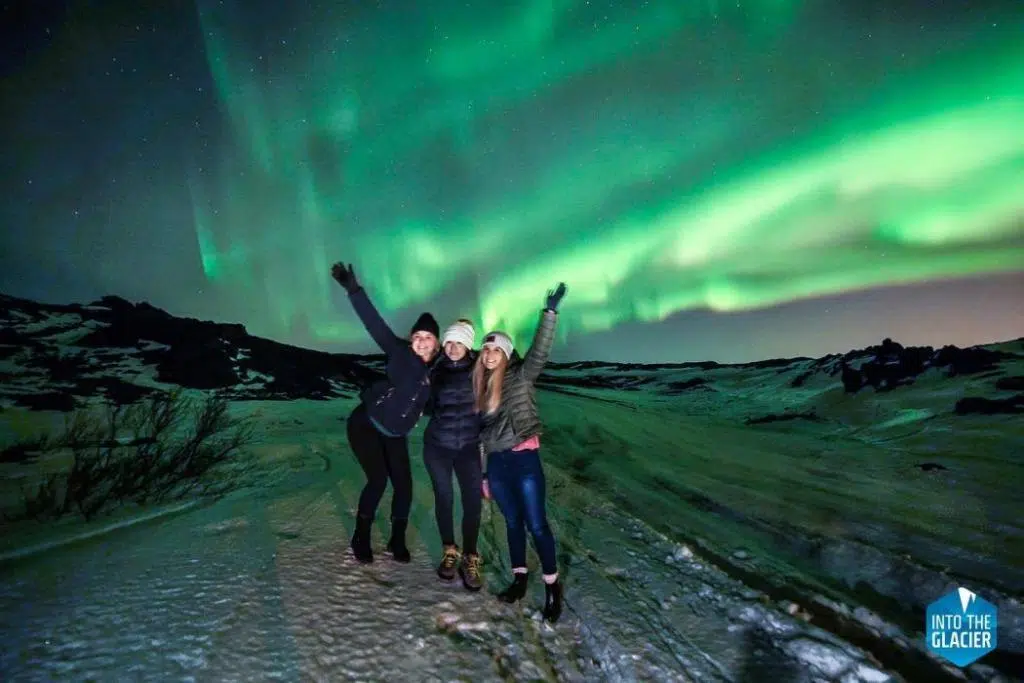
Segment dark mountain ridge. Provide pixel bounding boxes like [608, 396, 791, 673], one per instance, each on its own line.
[1, 292, 1021, 416]
[0, 293, 382, 411]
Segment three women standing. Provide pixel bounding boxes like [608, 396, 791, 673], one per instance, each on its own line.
[333, 261, 568, 622]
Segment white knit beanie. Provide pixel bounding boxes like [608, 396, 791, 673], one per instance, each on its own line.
[442, 320, 475, 349]
[481, 331, 514, 360]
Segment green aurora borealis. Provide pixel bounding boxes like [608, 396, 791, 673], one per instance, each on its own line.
[189, 1, 1023, 353]
[4, 2, 1016, 360]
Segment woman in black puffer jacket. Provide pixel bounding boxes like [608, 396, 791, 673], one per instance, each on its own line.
[422, 319, 484, 591]
[331, 262, 441, 565]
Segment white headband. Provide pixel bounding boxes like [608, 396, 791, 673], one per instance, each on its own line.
[481, 331, 513, 360]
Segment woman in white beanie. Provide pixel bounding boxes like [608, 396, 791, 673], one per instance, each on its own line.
[473, 282, 568, 622]
[422, 318, 486, 590]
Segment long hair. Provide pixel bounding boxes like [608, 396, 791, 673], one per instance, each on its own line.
[473, 350, 508, 414]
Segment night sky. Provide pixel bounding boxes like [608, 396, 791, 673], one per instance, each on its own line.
[2, 1, 1022, 363]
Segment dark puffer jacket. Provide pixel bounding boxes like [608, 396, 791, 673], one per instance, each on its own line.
[347, 288, 440, 437]
[480, 308, 558, 454]
[424, 351, 479, 451]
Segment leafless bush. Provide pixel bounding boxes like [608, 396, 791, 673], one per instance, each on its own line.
[3, 390, 257, 522]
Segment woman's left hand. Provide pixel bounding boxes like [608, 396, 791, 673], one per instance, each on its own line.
[546, 282, 567, 311]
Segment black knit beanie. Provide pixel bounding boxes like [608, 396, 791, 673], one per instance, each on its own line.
[410, 312, 439, 338]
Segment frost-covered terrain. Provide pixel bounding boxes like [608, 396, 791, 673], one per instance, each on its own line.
[0, 293, 1021, 682]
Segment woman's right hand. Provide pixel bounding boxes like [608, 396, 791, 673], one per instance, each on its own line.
[331, 262, 360, 293]
[482, 479, 491, 500]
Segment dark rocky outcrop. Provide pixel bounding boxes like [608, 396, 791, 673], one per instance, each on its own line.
[745, 411, 821, 425]
[660, 377, 713, 394]
[0, 293, 383, 411]
[837, 338, 1017, 394]
[789, 370, 814, 388]
[995, 375, 1024, 391]
[954, 395, 1024, 415]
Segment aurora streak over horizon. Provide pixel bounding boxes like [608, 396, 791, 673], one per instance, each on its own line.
[188, 1, 1024, 352]
[4, 1, 1020, 362]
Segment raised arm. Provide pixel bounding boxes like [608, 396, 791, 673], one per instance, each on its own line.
[331, 262, 402, 354]
[520, 282, 567, 384]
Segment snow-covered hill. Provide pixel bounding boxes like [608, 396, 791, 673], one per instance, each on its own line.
[2, 292, 1020, 420]
[0, 293, 384, 410]
[0, 293, 1021, 682]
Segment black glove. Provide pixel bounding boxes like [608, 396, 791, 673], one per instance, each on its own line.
[545, 282, 567, 311]
[331, 262, 360, 293]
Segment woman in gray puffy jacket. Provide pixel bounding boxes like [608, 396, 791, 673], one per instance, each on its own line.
[473, 282, 567, 622]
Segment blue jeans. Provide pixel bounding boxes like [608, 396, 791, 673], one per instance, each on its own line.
[486, 448, 557, 575]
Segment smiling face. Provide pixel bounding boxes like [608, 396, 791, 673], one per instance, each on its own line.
[410, 331, 439, 361]
[444, 340, 468, 361]
[481, 345, 505, 369]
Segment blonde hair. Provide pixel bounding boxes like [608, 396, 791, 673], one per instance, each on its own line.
[473, 349, 508, 414]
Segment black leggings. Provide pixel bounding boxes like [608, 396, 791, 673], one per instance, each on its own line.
[346, 404, 413, 521]
[423, 442, 483, 554]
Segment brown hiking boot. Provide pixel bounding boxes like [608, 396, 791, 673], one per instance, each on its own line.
[437, 544, 460, 581]
[459, 552, 483, 592]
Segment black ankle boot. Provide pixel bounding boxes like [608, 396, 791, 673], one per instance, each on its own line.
[385, 518, 411, 563]
[498, 573, 529, 603]
[543, 579, 563, 622]
[350, 514, 373, 563]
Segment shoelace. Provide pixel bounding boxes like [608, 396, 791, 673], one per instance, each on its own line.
[442, 549, 459, 568]
[465, 556, 481, 577]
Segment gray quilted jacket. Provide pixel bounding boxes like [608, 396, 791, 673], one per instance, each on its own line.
[480, 308, 558, 455]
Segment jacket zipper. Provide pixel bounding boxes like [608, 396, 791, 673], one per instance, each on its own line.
[375, 387, 395, 406]
[400, 375, 431, 419]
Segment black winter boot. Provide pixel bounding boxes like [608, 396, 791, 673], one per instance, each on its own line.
[497, 573, 529, 603]
[385, 518, 411, 563]
[543, 579, 563, 622]
[350, 514, 373, 563]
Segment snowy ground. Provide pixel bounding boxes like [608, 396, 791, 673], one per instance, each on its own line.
[1, 399, 919, 683]
[0, 332, 1021, 680]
